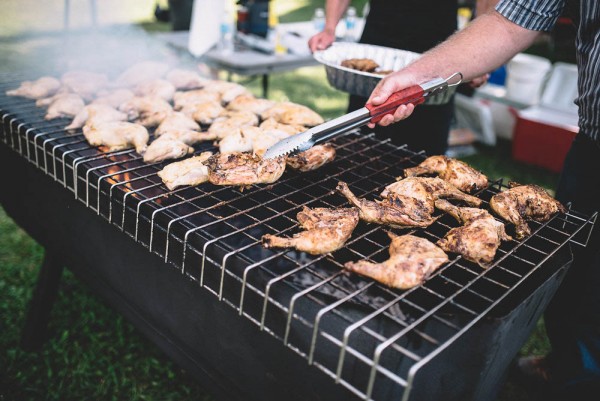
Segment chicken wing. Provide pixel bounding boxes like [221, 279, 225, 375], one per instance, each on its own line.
[134, 79, 176, 102]
[251, 129, 290, 157]
[381, 177, 482, 215]
[66, 104, 128, 131]
[44, 93, 85, 120]
[173, 90, 221, 110]
[118, 96, 172, 127]
[337, 181, 437, 228]
[435, 199, 511, 267]
[207, 152, 286, 186]
[403, 156, 488, 193]
[143, 138, 194, 163]
[202, 80, 251, 104]
[7, 77, 61, 99]
[260, 102, 324, 127]
[115, 61, 170, 87]
[287, 144, 336, 172]
[259, 118, 306, 135]
[92, 89, 135, 109]
[165, 68, 208, 90]
[262, 206, 359, 255]
[345, 233, 448, 289]
[186, 101, 226, 125]
[83, 121, 149, 154]
[207, 111, 259, 140]
[218, 126, 261, 154]
[157, 151, 213, 190]
[490, 182, 566, 239]
[226, 94, 275, 115]
[155, 112, 200, 136]
[60, 70, 108, 101]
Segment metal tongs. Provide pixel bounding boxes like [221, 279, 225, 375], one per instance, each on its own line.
[263, 72, 463, 159]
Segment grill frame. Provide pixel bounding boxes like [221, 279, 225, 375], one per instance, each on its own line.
[0, 73, 596, 401]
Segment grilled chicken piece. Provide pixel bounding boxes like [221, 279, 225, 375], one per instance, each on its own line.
[260, 102, 324, 127]
[337, 181, 437, 228]
[259, 118, 306, 135]
[262, 207, 359, 255]
[435, 199, 511, 267]
[173, 90, 221, 110]
[202, 80, 251, 104]
[118, 96, 172, 127]
[157, 151, 213, 190]
[381, 177, 482, 215]
[61, 70, 109, 101]
[218, 126, 261, 154]
[287, 144, 336, 172]
[115, 61, 170, 87]
[186, 100, 226, 125]
[252, 129, 290, 157]
[208, 111, 259, 139]
[44, 93, 85, 120]
[345, 233, 448, 289]
[134, 79, 176, 102]
[403, 156, 488, 193]
[83, 121, 149, 154]
[207, 152, 286, 186]
[66, 104, 128, 131]
[155, 112, 200, 136]
[145, 129, 212, 163]
[165, 68, 208, 90]
[143, 138, 194, 163]
[341, 58, 379, 72]
[92, 89, 135, 108]
[227, 94, 275, 115]
[7, 76, 61, 99]
[490, 182, 566, 239]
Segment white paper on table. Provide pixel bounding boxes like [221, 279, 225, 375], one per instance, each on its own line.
[188, 0, 224, 57]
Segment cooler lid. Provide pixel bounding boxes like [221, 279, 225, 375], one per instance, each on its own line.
[540, 62, 578, 114]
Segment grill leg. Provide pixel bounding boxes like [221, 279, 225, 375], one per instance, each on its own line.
[20, 251, 64, 352]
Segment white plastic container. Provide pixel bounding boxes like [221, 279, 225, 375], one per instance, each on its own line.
[505, 53, 552, 105]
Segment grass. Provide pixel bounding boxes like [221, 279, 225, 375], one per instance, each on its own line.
[0, 0, 563, 400]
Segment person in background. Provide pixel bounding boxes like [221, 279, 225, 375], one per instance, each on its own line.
[367, 1, 600, 400]
[308, 0, 496, 156]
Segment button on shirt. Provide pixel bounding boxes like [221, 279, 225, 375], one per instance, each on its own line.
[496, 0, 600, 141]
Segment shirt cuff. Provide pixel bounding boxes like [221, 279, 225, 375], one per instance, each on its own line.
[495, 0, 563, 32]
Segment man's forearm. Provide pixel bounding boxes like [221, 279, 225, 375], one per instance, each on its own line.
[404, 11, 540, 83]
[324, 0, 351, 33]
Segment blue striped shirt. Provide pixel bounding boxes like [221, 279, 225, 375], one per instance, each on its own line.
[496, 0, 600, 140]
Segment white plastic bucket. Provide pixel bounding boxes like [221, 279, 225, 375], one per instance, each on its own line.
[506, 53, 552, 105]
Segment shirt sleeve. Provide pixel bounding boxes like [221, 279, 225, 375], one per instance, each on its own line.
[495, 0, 566, 32]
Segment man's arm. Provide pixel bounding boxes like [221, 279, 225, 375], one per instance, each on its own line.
[368, 11, 540, 126]
[308, 0, 351, 52]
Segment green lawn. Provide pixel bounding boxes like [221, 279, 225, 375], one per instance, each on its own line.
[0, 1, 561, 400]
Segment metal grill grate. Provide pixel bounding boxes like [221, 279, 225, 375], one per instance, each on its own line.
[0, 74, 596, 400]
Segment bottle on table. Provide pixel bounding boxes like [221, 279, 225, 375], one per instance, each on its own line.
[219, 9, 235, 53]
[312, 7, 325, 32]
[344, 6, 357, 41]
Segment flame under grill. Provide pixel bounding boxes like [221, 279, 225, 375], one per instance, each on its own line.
[0, 73, 596, 401]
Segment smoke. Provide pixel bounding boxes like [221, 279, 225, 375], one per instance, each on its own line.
[0, 1, 190, 78]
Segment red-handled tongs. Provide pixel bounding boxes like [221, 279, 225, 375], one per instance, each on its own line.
[263, 72, 463, 159]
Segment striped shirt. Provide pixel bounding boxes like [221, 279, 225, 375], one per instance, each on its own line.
[496, 0, 600, 141]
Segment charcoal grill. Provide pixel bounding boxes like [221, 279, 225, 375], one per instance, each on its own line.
[0, 72, 596, 401]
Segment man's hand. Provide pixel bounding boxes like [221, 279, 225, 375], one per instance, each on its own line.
[469, 73, 490, 88]
[308, 29, 336, 53]
[366, 71, 420, 128]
